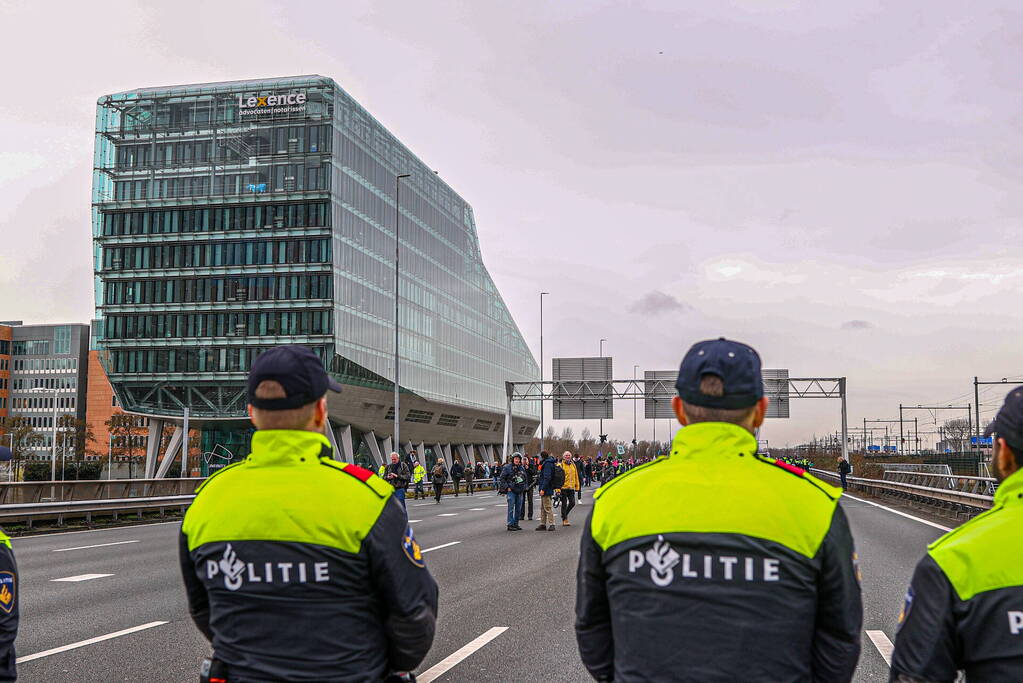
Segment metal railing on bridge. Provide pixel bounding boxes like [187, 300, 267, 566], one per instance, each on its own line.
[0, 478, 202, 505]
[811, 468, 996, 515]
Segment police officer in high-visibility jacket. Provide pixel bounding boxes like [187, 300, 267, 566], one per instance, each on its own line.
[889, 388, 1023, 681]
[576, 338, 862, 682]
[0, 526, 18, 683]
[179, 345, 438, 682]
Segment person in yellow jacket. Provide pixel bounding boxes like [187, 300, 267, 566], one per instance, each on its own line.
[412, 461, 427, 500]
[558, 451, 582, 526]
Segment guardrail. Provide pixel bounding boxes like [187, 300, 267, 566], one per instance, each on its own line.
[0, 478, 202, 505]
[0, 476, 504, 529]
[810, 468, 995, 514]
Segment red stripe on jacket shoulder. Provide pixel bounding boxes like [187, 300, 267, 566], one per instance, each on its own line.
[770, 459, 806, 477]
[341, 464, 374, 482]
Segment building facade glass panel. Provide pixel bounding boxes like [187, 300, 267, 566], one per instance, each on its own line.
[93, 75, 538, 443]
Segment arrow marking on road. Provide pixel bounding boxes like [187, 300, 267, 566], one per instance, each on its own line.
[50, 574, 114, 583]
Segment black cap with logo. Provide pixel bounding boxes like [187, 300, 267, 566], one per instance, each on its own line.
[984, 388, 1023, 453]
[247, 345, 342, 411]
[675, 337, 763, 409]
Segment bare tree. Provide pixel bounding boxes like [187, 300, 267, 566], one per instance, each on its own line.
[942, 418, 972, 454]
[106, 413, 146, 479]
[0, 415, 43, 480]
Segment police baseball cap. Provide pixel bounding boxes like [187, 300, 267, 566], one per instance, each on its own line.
[984, 388, 1023, 452]
[676, 337, 763, 409]
[247, 345, 342, 411]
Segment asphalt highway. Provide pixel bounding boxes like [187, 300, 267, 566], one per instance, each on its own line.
[8, 485, 951, 682]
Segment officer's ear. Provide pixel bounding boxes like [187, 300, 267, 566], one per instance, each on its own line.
[672, 396, 688, 426]
[995, 438, 1020, 479]
[751, 396, 769, 429]
[313, 397, 328, 430]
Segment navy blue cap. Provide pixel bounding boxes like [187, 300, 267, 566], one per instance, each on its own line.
[984, 388, 1023, 452]
[676, 337, 763, 409]
[247, 345, 342, 411]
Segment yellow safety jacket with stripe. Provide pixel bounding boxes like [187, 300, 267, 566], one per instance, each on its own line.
[180, 429, 438, 682]
[576, 422, 862, 682]
[890, 467, 1023, 681]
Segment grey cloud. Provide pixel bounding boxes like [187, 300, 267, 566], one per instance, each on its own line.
[634, 291, 689, 316]
[841, 320, 874, 330]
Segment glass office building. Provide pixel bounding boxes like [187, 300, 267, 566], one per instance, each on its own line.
[92, 75, 539, 466]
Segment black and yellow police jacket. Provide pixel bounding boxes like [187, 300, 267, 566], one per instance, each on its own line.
[575, 422, 862, 682]
[889, 467, 1023, 681]
[0, 530, 17, 683]
[179, 430, 438, 682]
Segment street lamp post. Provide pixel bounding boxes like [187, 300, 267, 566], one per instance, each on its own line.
[633, 364, 639, 455]
[393, 173, 411, 451]
[599, 339, 607, 445]
[540, 292, 550, 453]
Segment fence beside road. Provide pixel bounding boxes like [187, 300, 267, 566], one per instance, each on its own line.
[812, 467, 995, 516]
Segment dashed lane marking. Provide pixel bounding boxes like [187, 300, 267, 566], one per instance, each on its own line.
[408, 520, 422, 523]
[418, 626, 509, 683]
[469, 508, 486, 511]
[866, 630, 894, 666]
[844, 493, 952, 532]
[53, 540, 139, 553]
[50, 574, 114, 583]
[437, 513, 458, 517]
[421, 541, 461, 553]
[17, 621, 169, 664]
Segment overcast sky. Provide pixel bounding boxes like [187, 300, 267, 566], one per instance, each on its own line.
[2, 0, 1021, 447]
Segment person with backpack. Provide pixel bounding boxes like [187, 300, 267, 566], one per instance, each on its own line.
[463, 460, 476, 495]
[499, 453, 528, 531]
[450, 460, 464, 497]
[519, 455, 538, 521]
[430, 459, 448, 504]
[536, 451, 560, 531]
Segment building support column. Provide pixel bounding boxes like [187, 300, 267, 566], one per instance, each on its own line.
[338, 425, 354, 463]
[324, 421, 342, 462]
[155, 426, 184, 479]
[441, 444, 452, 465]
[484, 444, 494, 462]
[365, 431, 382, 467]
[382, 436, 393, 458]
[456, 444, 469, 465]
[144, 419, 166, 479]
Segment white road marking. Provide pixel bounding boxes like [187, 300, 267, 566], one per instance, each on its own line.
[866, 629, 894, 666]
[408, 519, 422, 523]
[14, 520, 180, 541]
[50, 573, 114, 583]
[469, 508, 486, 511]
[17, 621, 169, 664]
[418, 626, 509, 682]
[437, 513, 458, 517]
[844, 493, 952, 532]
[53, 540, 139, 553]
[494, 504, 504, 507]
[421, 541, 461, 553]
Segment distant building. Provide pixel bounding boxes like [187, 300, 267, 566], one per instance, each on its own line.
[1, 322, 90, 458]
[92, 75, 539, 473]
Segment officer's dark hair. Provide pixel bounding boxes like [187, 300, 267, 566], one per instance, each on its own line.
[683, 374, 757, 426]
[250, 380, 319, 430]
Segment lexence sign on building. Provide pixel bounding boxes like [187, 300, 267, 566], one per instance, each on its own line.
[92, 75, 539, 473]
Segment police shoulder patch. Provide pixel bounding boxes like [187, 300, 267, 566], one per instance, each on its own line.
[402, 527, 426, 568]
[322, 462, 391, 498]
[0, 571, 15, 614]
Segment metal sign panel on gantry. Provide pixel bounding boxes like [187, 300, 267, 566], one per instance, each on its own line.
[762, 368, 790, 418]
[644, 370, 677, 419]
[552, 357, 613, 419]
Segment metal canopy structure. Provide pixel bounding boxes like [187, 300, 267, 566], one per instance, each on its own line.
[503, 375, 849, 460]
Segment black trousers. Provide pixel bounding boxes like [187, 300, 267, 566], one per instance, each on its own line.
[452, 477, 461, 496]
[560, 489, 577, 520]
[465, 480, 475, 495]
[433, 482, 444, 502]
